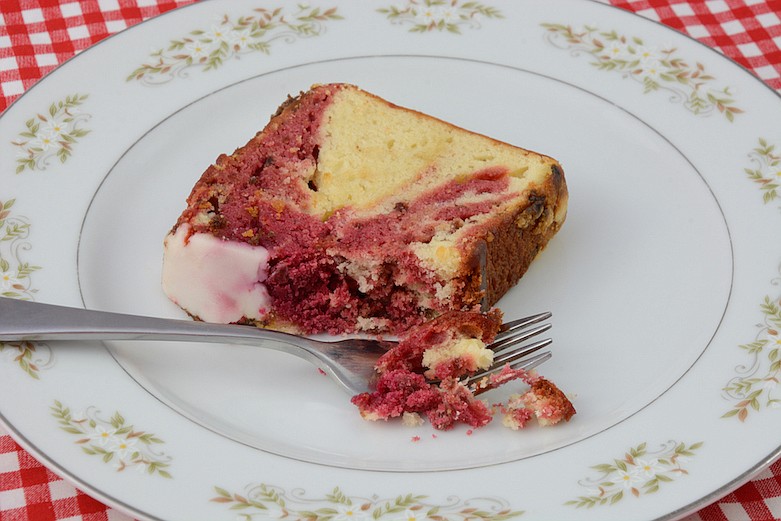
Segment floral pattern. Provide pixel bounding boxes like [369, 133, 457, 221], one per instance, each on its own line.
[378, 1, 502, 33]
[51, 400, 172, 477]
[0, 199, 39, 300]
[723, 292, 781, 422]
[541, 24, 742, 121]
[127, 5, 342, 85]
[211, 484, 523, 520]
[722, 139, 781, 421]
[0, 338, 51, 380]
[566, 441, 702, 508]
[11, 94, 91, 173]
[744, 138, 780, 205]
[0, 198, 50, 379]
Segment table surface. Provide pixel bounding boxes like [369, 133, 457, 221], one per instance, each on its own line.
[2, 0, 781, 520]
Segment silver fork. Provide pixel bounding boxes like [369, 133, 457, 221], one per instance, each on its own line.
[0, 298, 552, 395]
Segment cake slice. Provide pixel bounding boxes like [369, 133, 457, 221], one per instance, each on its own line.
[162, 83, 567, 334]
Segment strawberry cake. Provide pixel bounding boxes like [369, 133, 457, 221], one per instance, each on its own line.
[162, 83, 568, 334]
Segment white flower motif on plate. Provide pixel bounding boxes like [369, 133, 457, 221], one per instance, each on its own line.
[127, 5, 342, 85]
[566, 441, 702, 508]
[211, 484, 523, 520]
[51, 401, 172, 477]
[11, 94, 91, 173]
[378, 1, 502, 33]
[541, 23, 743, 121]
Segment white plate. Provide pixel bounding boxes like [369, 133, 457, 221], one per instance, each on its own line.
[2, 1, 780, 519]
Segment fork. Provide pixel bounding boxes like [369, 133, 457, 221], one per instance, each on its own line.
[0, 298, 552, 395]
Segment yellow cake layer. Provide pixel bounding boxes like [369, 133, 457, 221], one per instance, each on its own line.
[310, 85, 559, 217]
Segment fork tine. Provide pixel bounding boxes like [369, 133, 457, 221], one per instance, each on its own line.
[492, 337, 552, 366]
[465, 351, 552, 389]
[490, 322, 552, 352]
[506, 350, 551, 372]
[496, 311, 552, 339]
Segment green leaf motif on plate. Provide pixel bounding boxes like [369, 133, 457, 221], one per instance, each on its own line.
[378, 1, 503, 34]
[566, 441, 703, 508]
[744, 138, 780, 205]
[0, 198, 50, 379]
[11, 94, 91, 174]
[541, 23, 742, 122]
[722, 143, 781, 421]
[51, 400, 173, 478]
[723, 294, 781, 422]
[0, 198, 40, 300]
[127, 5, 342, 85]
[211, 484, 523, 520]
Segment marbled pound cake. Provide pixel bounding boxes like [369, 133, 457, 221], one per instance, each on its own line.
[162, 83, 568, 334]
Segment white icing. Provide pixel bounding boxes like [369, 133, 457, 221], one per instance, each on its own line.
[162, 224, 271, 323]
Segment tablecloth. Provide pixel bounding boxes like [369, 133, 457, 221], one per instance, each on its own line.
[1, 0, 781, 520]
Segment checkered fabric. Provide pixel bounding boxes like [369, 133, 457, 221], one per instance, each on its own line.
[1, 1, 781, 520]
[610, 0, 781, 90]
[685, 465, 781, 521]
[0, 434, 131, 520]
[0, 0, 197, 111]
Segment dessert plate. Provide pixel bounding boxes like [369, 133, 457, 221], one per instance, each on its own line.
[1, 0, 779, 519]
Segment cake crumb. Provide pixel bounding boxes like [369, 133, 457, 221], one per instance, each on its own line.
[317, 368, 327, 376]
[411, 436, 421, 442]
[402, 412, 424, 427]
[350, 310, 575, 433]
[500, 396, 535, 430]
[499, 379, 576, 430]
[521, 377, 577, 426]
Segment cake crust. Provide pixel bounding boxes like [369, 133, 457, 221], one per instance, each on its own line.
[484, 166, 567, 306]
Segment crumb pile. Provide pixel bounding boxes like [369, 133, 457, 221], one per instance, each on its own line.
[351, 311, 576, 431]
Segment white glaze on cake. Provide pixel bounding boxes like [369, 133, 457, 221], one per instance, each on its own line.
[162, 224, 271, 323]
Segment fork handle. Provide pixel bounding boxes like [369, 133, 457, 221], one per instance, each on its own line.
[0, 297, 312, 350]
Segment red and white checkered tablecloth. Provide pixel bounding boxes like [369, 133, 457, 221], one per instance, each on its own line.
[2, 1, 781, 520]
